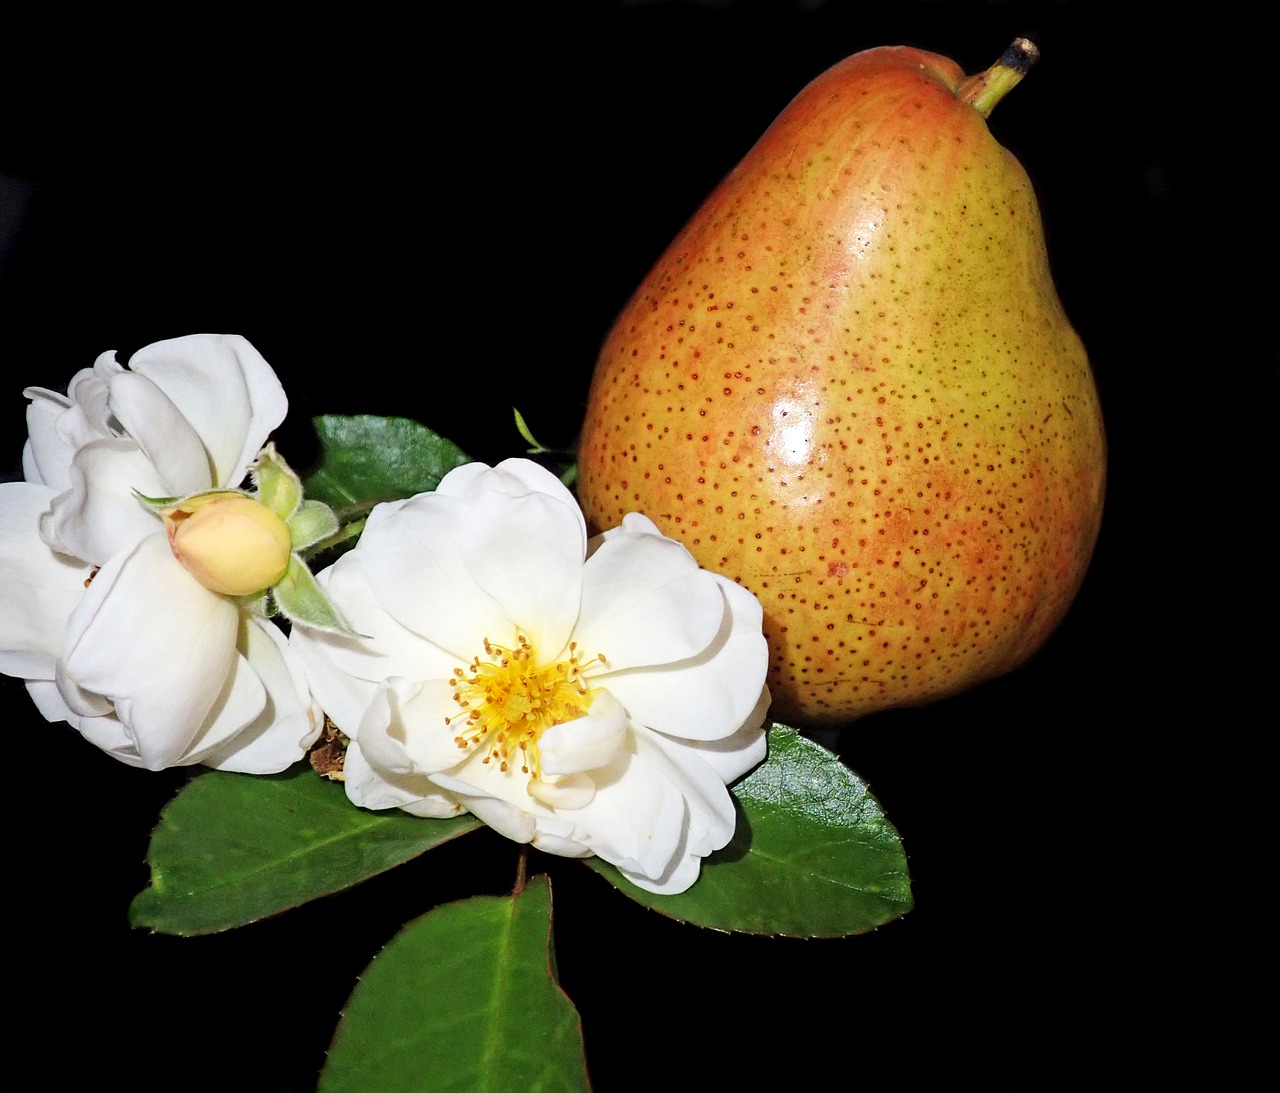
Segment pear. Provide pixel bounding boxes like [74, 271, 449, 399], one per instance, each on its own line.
[577, 40, 1105, 726]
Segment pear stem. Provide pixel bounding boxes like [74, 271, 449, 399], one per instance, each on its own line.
[957, 38, 1040, 119]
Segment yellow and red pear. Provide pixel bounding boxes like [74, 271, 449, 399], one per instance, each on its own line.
[577, 40, 1105, 726]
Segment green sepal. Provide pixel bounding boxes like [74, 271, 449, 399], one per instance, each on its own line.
[286, 498, 341, 551]
[131, 489, 183, 510]
[252, 442, 302, 520]
[239, 589, 273, 618]
[134, 488, 247, 514]
[272, 553, 357, 635]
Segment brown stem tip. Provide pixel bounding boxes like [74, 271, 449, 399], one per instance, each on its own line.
[957, 37, 1041, 119]
[1000, 37, 1041, 76]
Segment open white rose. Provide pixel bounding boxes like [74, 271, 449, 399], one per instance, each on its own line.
[289, 459, 769, 894]
[0, 334, 322, 772]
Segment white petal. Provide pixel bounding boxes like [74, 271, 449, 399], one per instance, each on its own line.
[136, 639, 268, 770]
[27, 680, 151, 769]
[294, 552, 462, 689]
[60, 533, 244, 769]
[593, 510, 664, 543]
[0, 482, 91, 679]
[287, 624, 380, 738]
[107, 371, 213, 496]
[619, 841, 702, 895]
[25, 678, 75, 724]
[344, 738, 462, 815]
[682, 686, 771, 785]
[194, 615, 323, 773]
[459, 487, 583, 656]
[630, 726, 739, 858]
[527, 774, 596, 810]
[573, 749, 689, 883]
[84, 350, 126, 390]
[57, 362, 119, 449]
[355, 493, 516, 660]
[41, 439, 167, 561]
[598, 574, 770, 741]
[128, 335, 287, 488]
[360, 676, 470, 776]
[22, 388, 73, 489]
[529, 827, 596, 858]
[574, 522, 724, 671]
[399, 794, 469, 818]
[538, 690, 627, 777]
[54, 660, 114, 718]
[438, 459, 585, 527]
[433, 460, 588, 654]
[432, 782, 538, 845]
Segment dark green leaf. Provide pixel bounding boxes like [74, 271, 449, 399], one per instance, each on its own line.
[588, 724, 912, 937]
[304, 415, 471, 509]
[319, 875, 590, 1093]
[130, 764, 481, 935]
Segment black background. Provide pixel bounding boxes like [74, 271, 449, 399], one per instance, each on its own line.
[0, 2, 1246, 1090]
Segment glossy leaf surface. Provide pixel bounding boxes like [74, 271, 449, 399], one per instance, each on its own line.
[319, 875, 589, 1092]
[130, 765, 480, 935]
[304, 414, 471, 509]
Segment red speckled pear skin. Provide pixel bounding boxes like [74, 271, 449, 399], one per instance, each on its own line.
[576, 45, 1106, 726]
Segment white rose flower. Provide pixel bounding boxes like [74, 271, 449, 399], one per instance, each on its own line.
[289, 459, 770, 894]
[0, 334, 322, 772]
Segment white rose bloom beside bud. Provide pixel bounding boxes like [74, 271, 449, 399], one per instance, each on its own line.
[0, 335, 322, 772]
[289, 459, 770, 895]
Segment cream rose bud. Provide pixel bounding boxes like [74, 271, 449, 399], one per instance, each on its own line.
[289, 458, 771, 895]
[161, 492, 292, 597]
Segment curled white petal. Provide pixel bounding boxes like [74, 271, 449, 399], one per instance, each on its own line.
[630, 725, 740, 859]
[539, 689, 627, 777]
[361, 676, 470, 776]
[439, 458, 585, 528]
[128, 334, 288, 488]
[41, 439, 168, 560]
[344, 734, 463, 817]
[103, 370, 212, 496]
[683, 685, 772, 786]
[60, 534, 249, 769]
[597, 573, 770, 742]
[0, 483, 92, 679]
[527, 774, 596, 811]
[22, 388, 73, 489]
[27, 679, 149, 768]
[574, 522, 724, 672]
[192, 616, 324, 773]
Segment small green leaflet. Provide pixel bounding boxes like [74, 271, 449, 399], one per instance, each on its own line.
[588, 724, 912, 936]
[130, 765, 480, 936]
[304, 415, 471, 509]
[319, 875, 590, 1093]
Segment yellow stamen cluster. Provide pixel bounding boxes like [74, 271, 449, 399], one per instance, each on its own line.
[447, 635, 605, 780]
